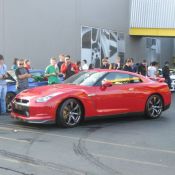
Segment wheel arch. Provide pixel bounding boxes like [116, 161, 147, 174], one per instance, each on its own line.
[56, 97, 85, 121]
[145, 93, 165, 111]
[6, 91, 16, 100]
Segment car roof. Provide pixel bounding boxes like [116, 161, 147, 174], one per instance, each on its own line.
[87, 69, 149, 82]
[88, 68, 143, 76]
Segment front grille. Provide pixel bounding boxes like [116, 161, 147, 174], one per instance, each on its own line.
[15, 98, 29, 104]
[13, 98, 30, 117]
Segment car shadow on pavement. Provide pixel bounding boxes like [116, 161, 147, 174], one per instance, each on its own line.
[0, 113, 169, 131]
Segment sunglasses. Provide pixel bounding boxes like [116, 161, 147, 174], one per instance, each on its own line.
[19, 63, 24, 65]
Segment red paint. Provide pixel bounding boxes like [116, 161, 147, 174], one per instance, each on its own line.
[11, 69, 171, 124]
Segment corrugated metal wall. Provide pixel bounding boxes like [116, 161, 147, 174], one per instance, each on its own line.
[130, 0, 175, 28]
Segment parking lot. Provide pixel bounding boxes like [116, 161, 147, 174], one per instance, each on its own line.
[0, 93, 175, 175]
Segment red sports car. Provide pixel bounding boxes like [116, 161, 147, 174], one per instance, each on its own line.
[11, 69, 171, 128]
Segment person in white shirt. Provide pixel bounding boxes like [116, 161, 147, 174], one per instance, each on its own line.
[82, 60, 89, 70]
[148, 61, 158, 78]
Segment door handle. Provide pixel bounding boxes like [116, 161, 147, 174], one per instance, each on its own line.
[88, 94, 96, 97]
[128, 88, 134, 91]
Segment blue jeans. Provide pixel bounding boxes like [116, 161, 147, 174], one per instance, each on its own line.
[0, 85, 7, 113]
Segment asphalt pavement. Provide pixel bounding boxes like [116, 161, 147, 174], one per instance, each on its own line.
[0, 93, 175, 175]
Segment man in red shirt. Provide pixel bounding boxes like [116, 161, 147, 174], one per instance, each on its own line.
[61, 55, 78, 79]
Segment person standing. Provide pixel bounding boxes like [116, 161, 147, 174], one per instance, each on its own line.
[76, 61, 82, 73]
[147, 61, 158, 78]
[61, 55, 78, 79]
[138, 59, 147, 76]
[11, 58, 19, 70]
[0, 55, 8, 114]
[123, 58, 133, 72]
[15, 59, 32, 93]
[89, 63, 95, 70]
[45, 57, 60, 85]
[115, 56, 121, 70]
[162, 61, 171, 89]
[24, 59, 31, 70]
[57, 54, 65, 72]
[101, 57, 110, 69]
[82, 59, 88, 70]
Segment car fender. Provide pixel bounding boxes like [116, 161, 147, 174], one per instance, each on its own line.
[52, 90, 98, 118]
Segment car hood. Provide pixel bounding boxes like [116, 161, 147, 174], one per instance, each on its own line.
[17, 84, 87, 98]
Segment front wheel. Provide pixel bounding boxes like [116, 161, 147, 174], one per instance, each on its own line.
[56, 99, 83, 128]
[145, 95, 163, 119]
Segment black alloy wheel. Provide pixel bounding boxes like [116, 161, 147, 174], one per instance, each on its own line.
[6, 92, 16, 113]
[145, 94, 163, 119]
[57, 99, 83, 128]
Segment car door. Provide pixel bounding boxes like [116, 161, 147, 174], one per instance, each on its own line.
[93, 72, 134, 116]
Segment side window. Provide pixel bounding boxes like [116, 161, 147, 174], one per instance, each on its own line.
[129, 75, 142, 83]
[100, 72, 142, 85]
[101, 72, 130, 85]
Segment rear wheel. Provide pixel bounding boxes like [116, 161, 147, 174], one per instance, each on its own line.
[145, 95, 163, 119]
[57, 99, 83, 128]
[6, 92, 16, 113]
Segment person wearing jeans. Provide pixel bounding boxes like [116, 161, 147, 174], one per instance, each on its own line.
[0, 55, 8, 114]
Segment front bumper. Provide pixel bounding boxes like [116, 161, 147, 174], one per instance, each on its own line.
[11, 112, 55, 124]
[11, 98, 57, 124]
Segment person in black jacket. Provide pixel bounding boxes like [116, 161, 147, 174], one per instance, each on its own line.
[162, 61, 171, 89]
[101, 57, 110, 69]
[138, 59, 147, 76]
[123, 58, 133, 72]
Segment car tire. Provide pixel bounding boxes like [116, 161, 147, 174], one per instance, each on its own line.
[145, 94, 163, 119]
[6, 92, 16, 113]
[56, 98, 83, 128]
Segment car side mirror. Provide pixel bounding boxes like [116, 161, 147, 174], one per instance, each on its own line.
[101, 81, 113, 90]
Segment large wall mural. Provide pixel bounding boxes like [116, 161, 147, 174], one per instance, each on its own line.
[81, 26, 125, 68]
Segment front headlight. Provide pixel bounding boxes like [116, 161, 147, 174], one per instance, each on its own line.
[35, 92, 62, 103]
[36, 95, 54, 103]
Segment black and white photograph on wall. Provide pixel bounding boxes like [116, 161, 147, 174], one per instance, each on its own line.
[109, 31, 118, 63]
[81, 26, 123, 67]
[100, 29, 110, 61]
[92, 28, 101, 68]
[81, 26, 92, 65]
[118, 32, 125, 65]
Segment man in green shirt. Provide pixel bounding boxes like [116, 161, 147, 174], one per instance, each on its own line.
[45, 57, 60, 84]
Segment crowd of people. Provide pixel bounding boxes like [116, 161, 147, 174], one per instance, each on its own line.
[0, 53, 172, 114]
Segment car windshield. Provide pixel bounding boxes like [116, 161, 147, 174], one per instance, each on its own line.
[64, 71, 106, 86]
